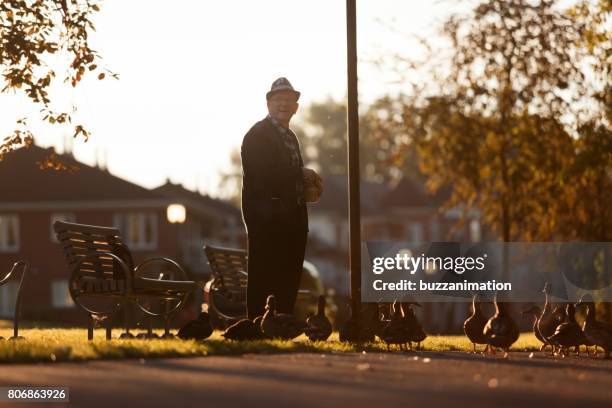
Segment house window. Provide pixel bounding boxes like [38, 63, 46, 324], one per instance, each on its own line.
[430, 219, 440, 241]
[51, 280, 74, 308]
[113, 212, 158, 250]
[408, 222, 424, 242]
[0, 215, 19, 252]
[469, 219, 481, 242]
[50, 213, 76, 242]
[0, 282, 18, 316]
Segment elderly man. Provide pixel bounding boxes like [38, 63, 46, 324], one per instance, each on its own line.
[241, 77, 321, 319]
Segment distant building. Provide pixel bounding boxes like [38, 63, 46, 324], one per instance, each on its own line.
[306, 174, 390, 292]
[307, 174, 489, 334]
[152, 181, 245, 277]
[372, 177, 482, 243]
[0, 145, 243, 324]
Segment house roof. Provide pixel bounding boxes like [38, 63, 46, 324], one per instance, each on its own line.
[382, 176, 451, 209]
[0, 145, 165, 204]
[152, 181, 241, 219]
[0, 146, 239, 219]
[310, 173, 453, 216]
[311, 174, 390, 216]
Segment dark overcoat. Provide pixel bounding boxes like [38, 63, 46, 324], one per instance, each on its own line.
[241, 117, 308, 318]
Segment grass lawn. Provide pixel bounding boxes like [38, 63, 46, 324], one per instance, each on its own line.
[0, 327, 543, 364]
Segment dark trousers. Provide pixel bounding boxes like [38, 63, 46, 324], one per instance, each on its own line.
[246, 221, 307, 319]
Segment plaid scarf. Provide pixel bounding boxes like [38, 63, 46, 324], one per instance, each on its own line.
[266, 115, 304, 205]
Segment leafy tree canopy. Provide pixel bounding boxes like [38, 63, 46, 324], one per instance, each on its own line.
[370, 0, 610, 241]
[1, 0, 115, 164]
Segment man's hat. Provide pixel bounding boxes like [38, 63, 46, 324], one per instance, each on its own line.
[266, 77, 300, 101]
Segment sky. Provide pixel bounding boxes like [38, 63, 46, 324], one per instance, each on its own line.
[1, 0, 462, 197]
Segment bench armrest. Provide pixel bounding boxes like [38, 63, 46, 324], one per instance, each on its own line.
[134, 257, 189, 281]
[133, 257, 193, 317]
[1, 261, 28, 338]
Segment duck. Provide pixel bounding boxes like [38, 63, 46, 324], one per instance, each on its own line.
[483, 295, 519, 358]
[380, 300, 411, 350]
[464, 294, 489, 353]
[559, 303, 594, 356]
[373, 303, 390, 340]
[547, 303, 591, 356]
[537, 282, 563, 353]
[567, 300, 596, 356]
[547, 303, 586, 357]
[222, 317, 266, 340]
[364, 303, 390, 342]
[575, 294, 612, 359]
[339, 303, 378, 343]
[365, 302, 390, 342]
[402, 302, 426, 350]
[304, 295, 333, 341]
[522, 305, 547, 347]
[177, 312, 213, 340]
[260, 295, 304, 340]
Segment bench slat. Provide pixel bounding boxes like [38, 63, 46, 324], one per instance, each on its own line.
[54, 221, 120, 236]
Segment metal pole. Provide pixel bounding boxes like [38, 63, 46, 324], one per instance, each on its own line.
[346, 0, 361, 319]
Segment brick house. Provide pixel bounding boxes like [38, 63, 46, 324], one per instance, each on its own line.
[371, 177, 482, 243]
[0, 145, 243, 324]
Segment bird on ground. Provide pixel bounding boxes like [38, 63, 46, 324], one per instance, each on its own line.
[260, 295, 304, 340]
[465, 294, 489, 353]
[402, 302, 426, 350]
[483, 295, 519, 358]
[522, 305, 547, 347]
[547, 303, 587, 357]
[177, 312, 213, 340]
[380, 300, 411, 350]
[339, 303, 379, 343]
[222, 317, 266, 340]
[575, 295, 612, 359]
[374, 303, 390, 338]
[537, 282, 564, 354]
[556, 303, 595, 356]
[363, 302, 388, 340]
[304, 295, 333, 341]
[369, 303, 390, 341]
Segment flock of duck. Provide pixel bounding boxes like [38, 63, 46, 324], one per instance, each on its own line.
[178, 295, 333, 343]
[177, 285, 611, 359]
[464, 283, 612, 359]
[215, 294, 427, 348]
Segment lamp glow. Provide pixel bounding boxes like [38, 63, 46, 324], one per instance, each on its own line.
[167, 204, 186, 224]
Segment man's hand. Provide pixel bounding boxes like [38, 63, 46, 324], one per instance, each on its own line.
[303, 167, 323, 203]
[302, 167, 322, 188]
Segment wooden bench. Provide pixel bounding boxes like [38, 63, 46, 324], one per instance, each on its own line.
[0, 261, 28, 340]
[203, 244, 314, 328]
[54, 221, 198, 340]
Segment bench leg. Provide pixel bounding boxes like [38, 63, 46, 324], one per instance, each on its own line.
[87, 315, 94, 341]
[106, 324, 112, 340]
[136, 315, 159, 339]
[161, 316, 174, 339]
[146, 318, 159, 339]
[119, 303, 135, 339]
[160, 300, 174, 339]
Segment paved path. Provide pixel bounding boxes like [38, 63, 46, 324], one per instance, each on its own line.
[1, 351, 611, 407]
